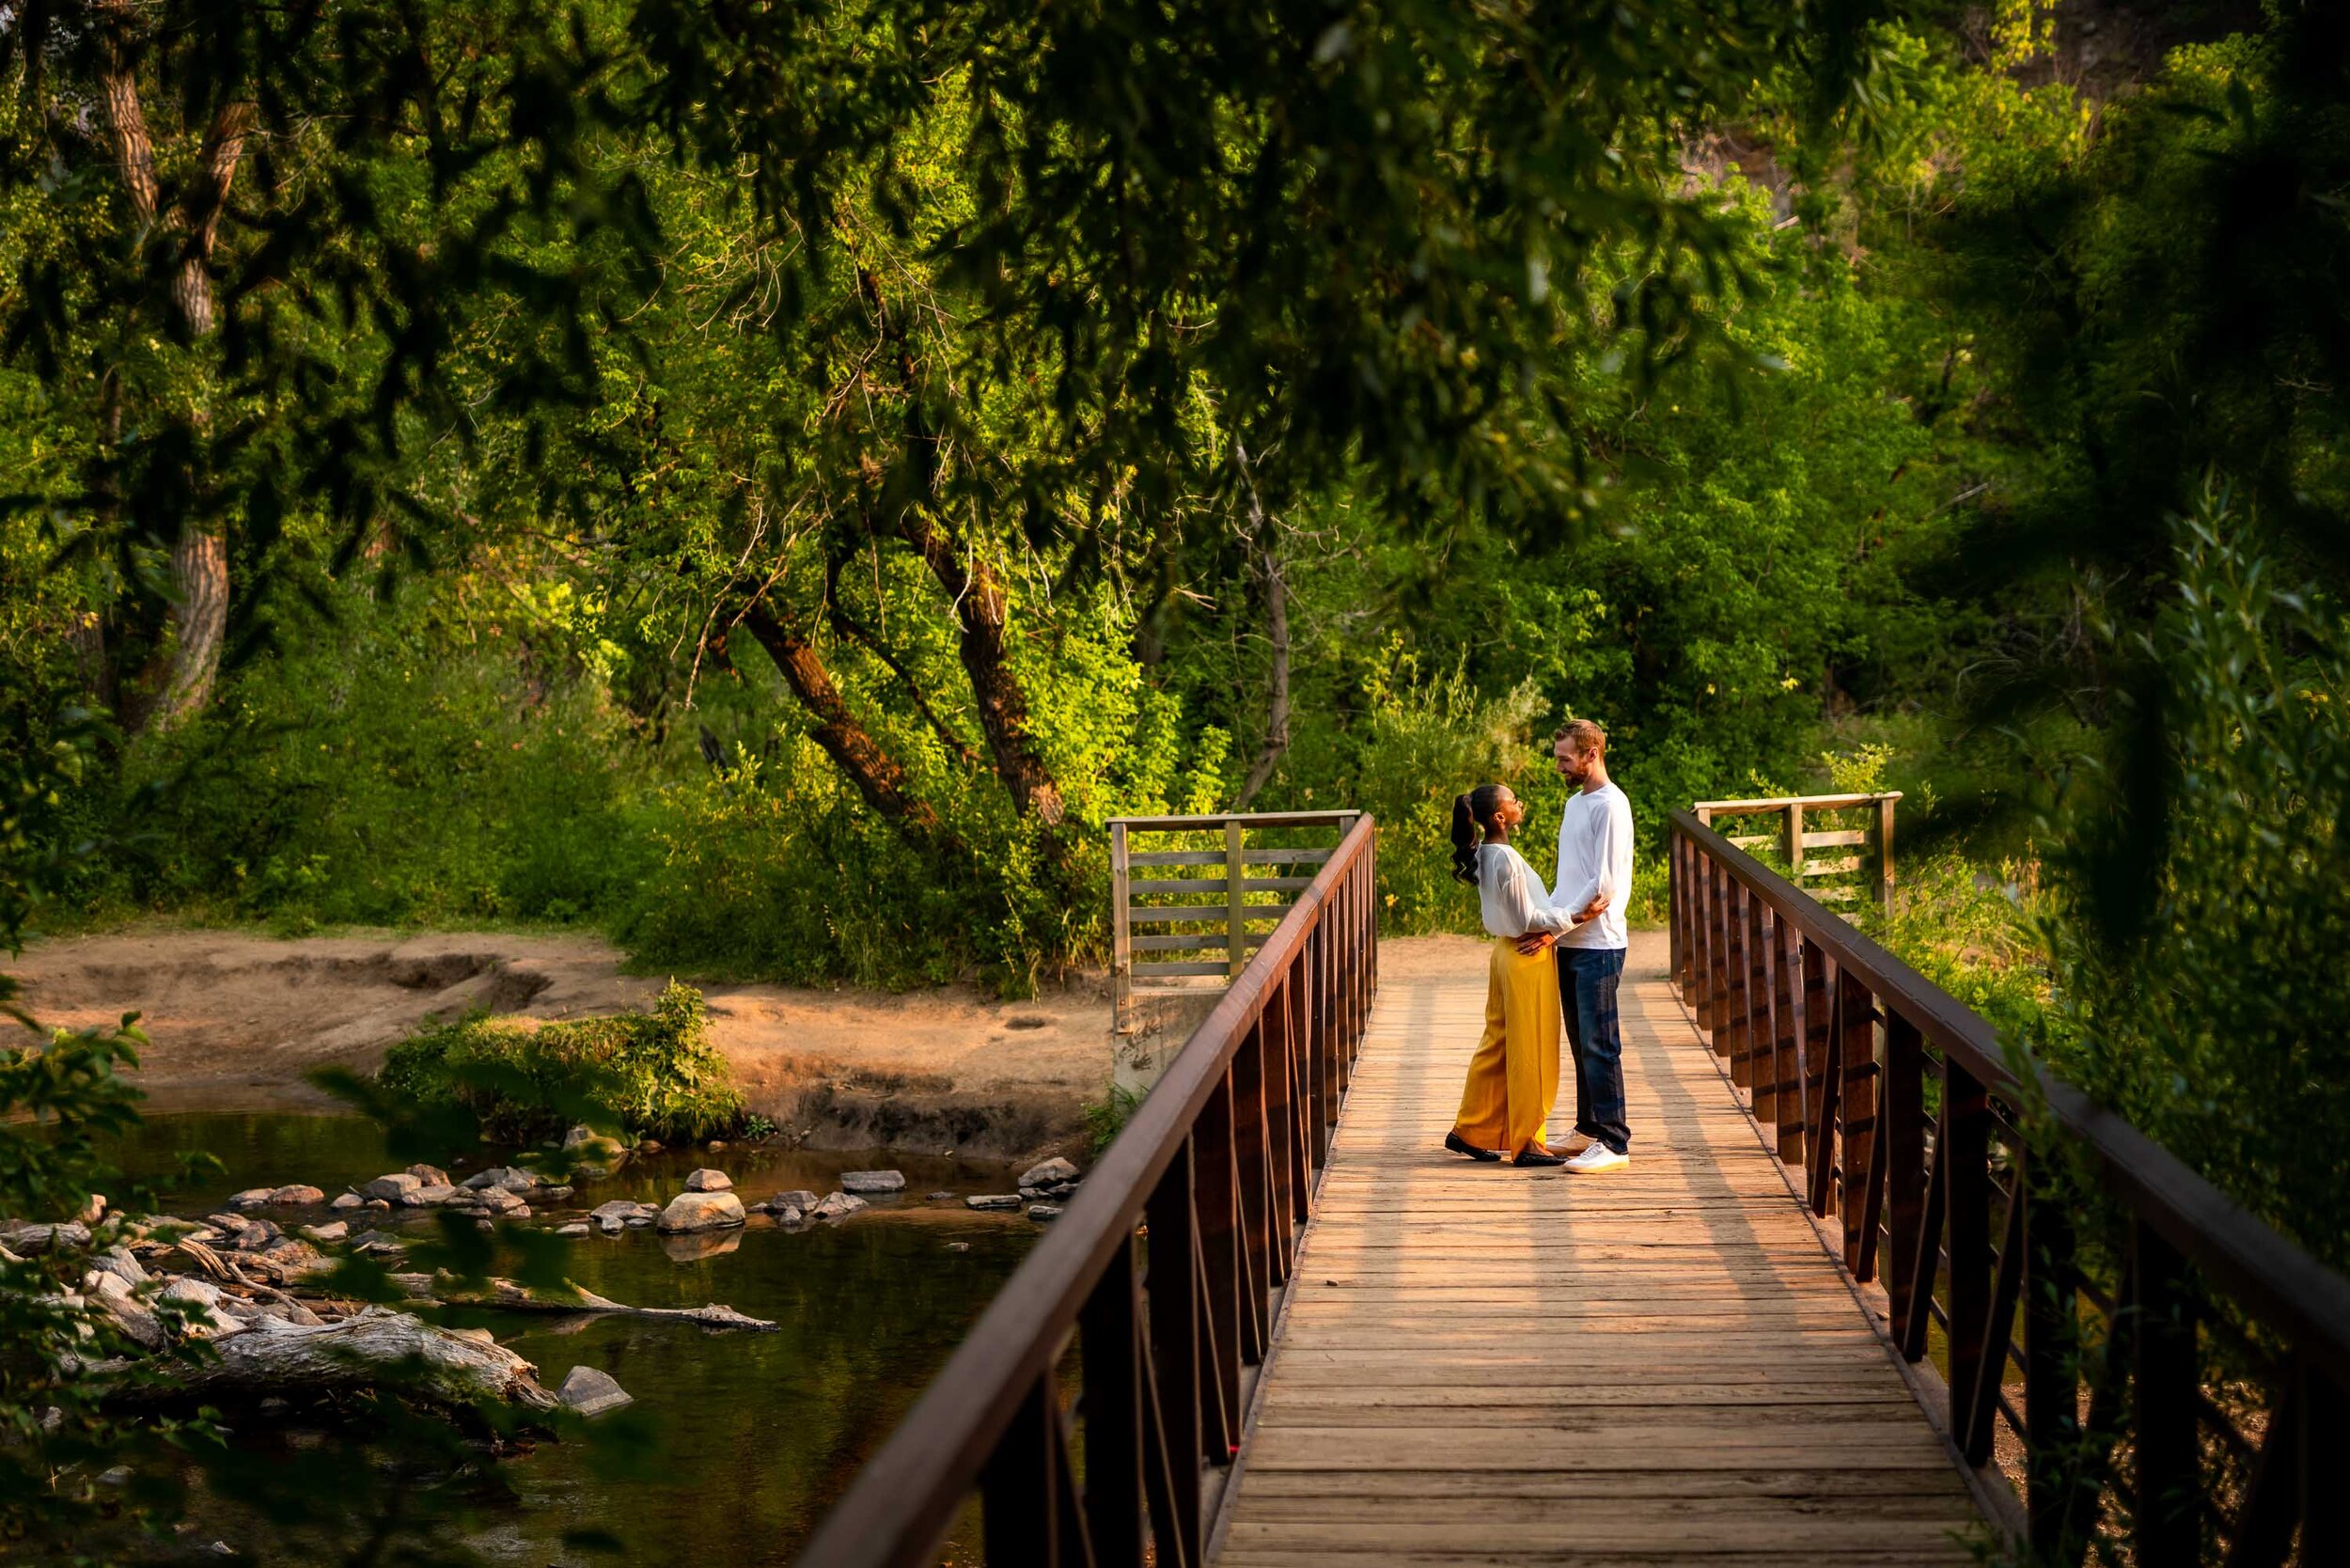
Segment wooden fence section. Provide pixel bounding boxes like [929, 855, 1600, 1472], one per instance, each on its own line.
[799, 816, 1379, 1567]
[1670, 809, 2350, 1565]
[1693, 791, 1900, 911]
[1111, 810, 1365, 1034]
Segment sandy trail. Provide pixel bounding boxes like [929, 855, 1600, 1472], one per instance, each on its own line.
[13, 929, 1490, 1157]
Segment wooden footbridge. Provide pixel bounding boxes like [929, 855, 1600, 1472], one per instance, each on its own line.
[806, 811, 2350, 1567]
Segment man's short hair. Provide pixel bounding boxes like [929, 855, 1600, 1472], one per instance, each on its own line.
[1553, 719, 1606, 755]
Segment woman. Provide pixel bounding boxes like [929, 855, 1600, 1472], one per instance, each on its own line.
[1445, 784, 1574, 1167]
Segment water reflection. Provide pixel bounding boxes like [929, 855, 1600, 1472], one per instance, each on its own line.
[101, 1113, 1041, 1564]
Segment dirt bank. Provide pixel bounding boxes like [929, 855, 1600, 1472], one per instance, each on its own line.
[15, 928, 1491, 1160]
[15, 928, 1117, 1159]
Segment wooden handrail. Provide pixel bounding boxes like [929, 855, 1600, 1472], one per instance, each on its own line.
[1670, 808, 2350, 1560]
[800, 814, 1379, 1566]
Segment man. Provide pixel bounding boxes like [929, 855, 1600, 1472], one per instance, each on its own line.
[1518, 719, 1633, 1171]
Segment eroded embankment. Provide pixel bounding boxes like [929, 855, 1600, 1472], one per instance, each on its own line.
[16, 929, 1114, 1160]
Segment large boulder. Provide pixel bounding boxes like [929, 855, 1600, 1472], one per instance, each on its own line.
[838, 1170, 905, 1196]
[1018, 1158, 1081, 1189]
[362, 1173, 423, 1202]
[655, 1191, 745, 1233]
[768, 1189, 820, 1215]
[683, 1168, 732, 1193]
[556, 1365, 634, 1417]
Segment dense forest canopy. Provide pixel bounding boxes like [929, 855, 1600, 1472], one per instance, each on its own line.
[5, 1, 2350, 1548]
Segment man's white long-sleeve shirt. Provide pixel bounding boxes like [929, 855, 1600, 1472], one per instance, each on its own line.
[1553, 782, 1634, 950]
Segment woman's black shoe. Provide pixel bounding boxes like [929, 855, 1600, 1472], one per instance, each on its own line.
[1512, 1148, 1568, 1168]
[1444, 1131, 1502, 1163]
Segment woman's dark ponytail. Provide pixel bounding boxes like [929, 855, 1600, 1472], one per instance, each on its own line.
[1449, 785, 1509, 885]
[1449, 793, 1479, 884]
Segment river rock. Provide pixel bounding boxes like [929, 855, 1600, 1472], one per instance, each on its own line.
[965, 1195, 1022, 1212]
[462, 1166, 539, 1193]
[656, 1191, 745, 1232]
[1018, 1158, 1081, 1189]
[77, 1194, 107, 1225]
[838, 1170, 905, 1196]
[683, 1168, 732, 1193]
[768, 1189, 820, 1215]
[226, 1187, 276, 1209]
[556, 1365, 634, 1417]
[1026, 1204, 1064, 1222]
[330, 1193, 364, 1211]
[362, 1173, 423, 1202]
[927, 1190, 954, 1201]
[227, 1219, 284, 1252]
[400, 1184, 459, 1207]
[809, 1191, 865, 1220]
[456, 1186, 526, 1215]
[267, 1184, 326, 1206]
[300, 1221, 349, 1243]
[556, 1222, 590, 1237]
[405, 1164, 450, 1186]
[771, 1206, 803, 1224]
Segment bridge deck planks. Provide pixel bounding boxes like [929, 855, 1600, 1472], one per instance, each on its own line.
[1211, 933, 1982, 1565]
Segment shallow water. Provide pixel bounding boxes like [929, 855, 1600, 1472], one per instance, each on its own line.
[102, 1113, 1042, 1563]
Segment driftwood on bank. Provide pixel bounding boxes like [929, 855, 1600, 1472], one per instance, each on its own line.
[424, 1277, 777, 1332]
[102, 1308, 558, 1413]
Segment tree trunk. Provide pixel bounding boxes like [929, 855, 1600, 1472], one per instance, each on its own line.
[1232, 440, 1292, 810]
[96, 17, 248, 730]
[897, 515, 1066, 827]
[150, 526, 229, 726]
[737, 601, 955, 847]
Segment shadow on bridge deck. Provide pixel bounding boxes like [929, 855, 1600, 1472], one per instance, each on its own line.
[1211, 931, 1986, 1566]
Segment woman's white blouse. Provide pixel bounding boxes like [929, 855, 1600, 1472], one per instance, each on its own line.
[1478, 843, 1571, 939]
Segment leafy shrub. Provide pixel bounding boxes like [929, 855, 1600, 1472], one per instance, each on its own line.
[376, 980, 745, 1145]
[2029, 502, 2350, 1272]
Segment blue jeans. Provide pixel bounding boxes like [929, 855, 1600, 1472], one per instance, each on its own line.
[1558, 946, 1630, 1154]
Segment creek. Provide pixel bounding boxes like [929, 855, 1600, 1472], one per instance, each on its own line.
[101, 1112, 1042, 1564]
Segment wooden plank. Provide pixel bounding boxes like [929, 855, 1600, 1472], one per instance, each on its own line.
[1800, 829, 1871, 849]
[1136, 961, 1239, 979]
[1131, 904, 1299, 927]
[1209, 929, 1982, 1565]
[1135, 876, 1318, 896]
[1131, 848, 1336, 867]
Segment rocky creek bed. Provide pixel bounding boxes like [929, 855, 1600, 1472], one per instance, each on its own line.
[58, 1111, 1074, 1563]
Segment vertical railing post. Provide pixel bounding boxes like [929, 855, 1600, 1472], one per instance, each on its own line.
[1261, 978, 1299, 1278]
[1225, 820, 1246, 980]
[2133, 1223, 2201, 1568]
[1080, 1232, 1148, 1568]
[982, 1373, 1061, 1563]
[1882, 1011, 1925, 1325]
[1112, 822, 1134, 1035]
[1786, 800, 1805, 882]
[1876, 793, 1897, 916]
[1231, 1019, 1273, 1355]
[1744, 893, 1772, 1116]
[1145, 1139, 1201, 1565]
[1772, 912, 1804, 1166]
[1725, 878, 1752, 1085]
[1943, 1061, 1993, 1439]
[1838, 969, 1877, 1263]
[2023, 1154, 2083, 1560]
[1196, 1073, 1242, 1464]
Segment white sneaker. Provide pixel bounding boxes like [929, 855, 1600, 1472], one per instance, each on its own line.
[1563, 1143, 1629, 1173]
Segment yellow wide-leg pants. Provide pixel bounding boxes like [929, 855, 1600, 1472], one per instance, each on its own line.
[1450, 937, 1563, 1157]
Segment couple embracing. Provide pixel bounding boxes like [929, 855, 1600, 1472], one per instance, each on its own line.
[1442, 719, 1634, 1172]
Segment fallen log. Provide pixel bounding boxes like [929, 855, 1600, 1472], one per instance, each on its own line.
[429, 1277, 777, 1332]
[102, 1308, 558, 1413]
